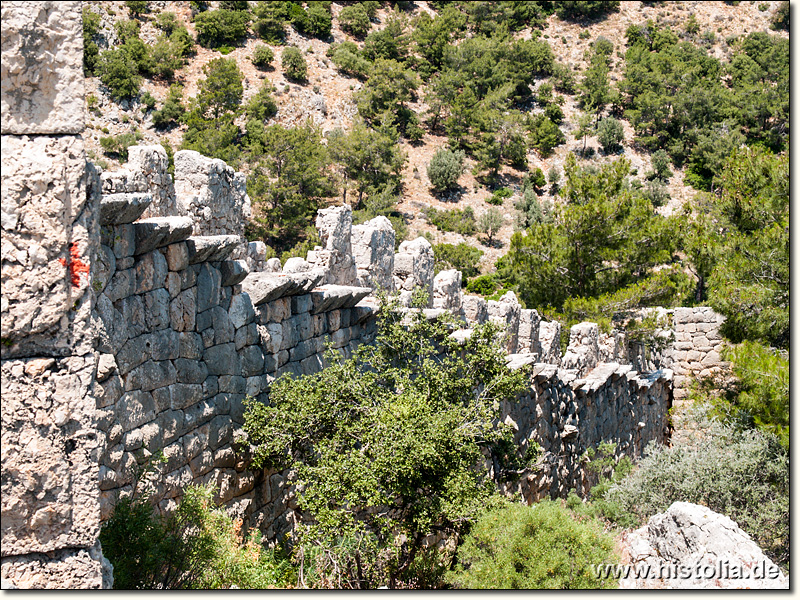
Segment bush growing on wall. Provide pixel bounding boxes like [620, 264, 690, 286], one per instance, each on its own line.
[242, 299, 529, 588]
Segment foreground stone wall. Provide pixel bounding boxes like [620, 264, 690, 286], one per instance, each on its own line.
[93, 193, 377, 539]
[1, 1, 108, 589]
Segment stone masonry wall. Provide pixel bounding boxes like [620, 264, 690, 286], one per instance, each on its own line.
[1, 1, 108, 589]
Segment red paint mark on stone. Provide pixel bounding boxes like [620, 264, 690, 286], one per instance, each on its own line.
[58, 243, 90, 288]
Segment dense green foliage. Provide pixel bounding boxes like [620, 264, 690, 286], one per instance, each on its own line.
[433, 243, 482, 280]
[500, 154, 680, 311]
[243, 300, 529, 588]
[427, 148, 465, 192]
[422, 206, 476, 236]
[478, 207, 504, 245]
[100, 484, 296, 589]
[556, 1, 620, 21]
[619, 24, 788, 188]
[282, 46, 308, 81]
[82, 8, 102, 76]
[194, 9, 250, 48]
[152, 84, 186, 129]
[99, 129, 143, 160]
[606, 407, 789, 570]
[448, 501, 618, 589]
[251, 44, 275, 69]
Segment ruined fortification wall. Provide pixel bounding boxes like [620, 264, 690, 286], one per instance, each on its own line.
[1, 1, 108, 588]
[0, 4, 725, 586]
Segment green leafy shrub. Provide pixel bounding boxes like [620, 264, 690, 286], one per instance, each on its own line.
[771, 1, 789, 30]
[427, 148, 465, 192]
[329, 41, 371, 78]
[244, 80, 278, 122]
[649, 149, 672, 180]
[466, 274, 499, 297]
[251, 44, 274, 69]
[433, 242, 483, 279]
[551, 62, 577, 94]
[597, 117, 624, 153]
[243, 300, 528, 588]
[82, 7, 102, 76]
[528, 114, 566, 157]
[478, 207, 504, 245]
[281, 46, 308, 81]
[155, 11, 179, 34]
[100, 484, 296, 589]
[486, 187, 512, 206]
[339, 4, 371, 37]
[606, 406, 789, 569]
[194, 9, 250, 48]
[152, 84, 185, 129]
[99, 48, 142, 100]
[125, 1, 149, 16]
[99, 129, 143, 160]
[140, 91, 157, 110]
[719, 341, 788, 447]
[448, 501, 618, 589]
[422, 206, 476, 236]
[556, 1, 620, 21]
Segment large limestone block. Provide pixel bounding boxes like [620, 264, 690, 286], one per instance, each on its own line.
[562, 322, 600, 376]
[432, 269, 462, 312]
[311, 204, 357, 285]
[1, 2, 84, 134]
[1, 355, 100, 556]
[393, 237, 435, 307]
[1, 135, 91, 346]
[0, 541, 110, 589]
[517, 308, 541, 354]
[351, 216, 395, 291]
[621, 502, 788, 589]
[538, 321, 562, 366]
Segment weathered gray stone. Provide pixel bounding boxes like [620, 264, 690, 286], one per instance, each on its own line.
[562, 322, 600, 377]
[165, 242, 189, 272]
[99, 193, 152, 225]
[220, 260, 249, 287]
[204, 343, 241, 376]
[309, 204, 357, 285]
[133, 217, 193, 256]
[228, 292, 255, 330]
[0, 541, 106, 589]
[393, 237, 435, 306]
[196, 263, 222, 313]
[462, 295, 488, 324]
[116, 390, 156, 432]
[1, 135, 87, 343]
[621, 502, 788, 589]
[186, 235, 241, 265]
[124, 360, 177, 393]
[1, 2, 84, 135]
[351, 215, 395, 291]
[143, 288, 170, 331]
[240, 270, 326, 306]
[1, 357, 99, 556]
[310, 285, 372, 314]
[170, 288, 196, 332]
[433, 269, 462, 311]
[240, 345, 265, 377]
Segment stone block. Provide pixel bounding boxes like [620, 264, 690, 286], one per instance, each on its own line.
[144, 288, 170, 331]
[240, 345, 265, 377]
[196, 263, 222, 313]
[1, 135, 87, 344]
[204, 343, 240, 376]
[229, 292, 255, 330]
[99, 193, 152, 226]
[0, 542, 107, 590]
[123, 360, 176, 393]
[166, 242, 189, 272]
[178, 332, 204, 360]
[1, 2, 84, 135]
[220, 259, 249, 287]
[133, 217, 193, 256]
[211, 306, 234, 345]
[170, 288, 196, 332]
[134, 251, 168, 295]
[1, 356, 99, 556]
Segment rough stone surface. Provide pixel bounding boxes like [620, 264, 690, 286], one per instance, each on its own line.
[562, 322, 600, 377]
[1, 2, 84, 135]
[620, 502, 788, 589]
[133, 217, 194, 256]
[1, 135, 88, 346]
[393, 237, 435, 307]
[462, 295, 488, 324]
[538, 321, 563, 366]
[351, 216, 395, 291]
[432, 269, 462, 312]
[309, 204, 357, 285]
[0, 541, 107, 589]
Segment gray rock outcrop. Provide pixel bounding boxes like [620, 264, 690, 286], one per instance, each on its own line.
[620, 502, 789, 589]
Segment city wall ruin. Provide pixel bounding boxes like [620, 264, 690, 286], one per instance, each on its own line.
[0, 2, 727, 588]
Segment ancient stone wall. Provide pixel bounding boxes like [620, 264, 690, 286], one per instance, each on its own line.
[93, 194, 377, 540]
[1, 1, 109, 589]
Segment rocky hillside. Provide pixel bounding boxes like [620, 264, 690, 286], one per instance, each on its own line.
[82, 1, 786, 272]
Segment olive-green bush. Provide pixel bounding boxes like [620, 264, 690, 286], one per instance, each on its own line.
[448, 500, 618, 589]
